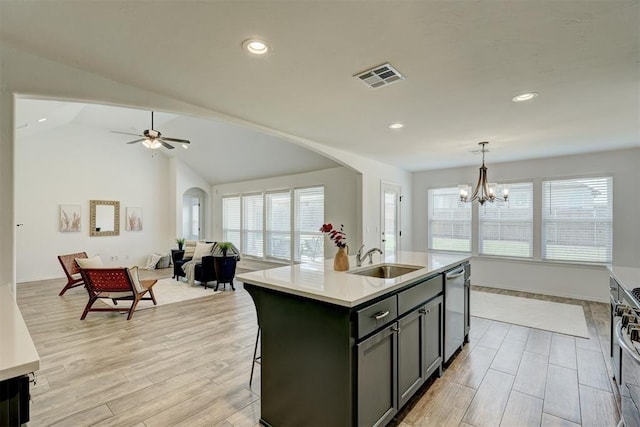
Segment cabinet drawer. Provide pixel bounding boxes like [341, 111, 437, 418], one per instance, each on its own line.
[357, 295, 398, 339]
[398, 275, 442, 316]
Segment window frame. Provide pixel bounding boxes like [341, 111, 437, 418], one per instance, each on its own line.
[427, 186, 472, 253]
[541, 175, 613, 264]
[478, 180, 534, 259]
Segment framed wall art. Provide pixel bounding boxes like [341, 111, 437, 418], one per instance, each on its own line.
[60, 204, 81, 232]
[126, 207, 143, 231]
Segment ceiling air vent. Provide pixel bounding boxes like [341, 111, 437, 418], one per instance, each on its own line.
[354, 62, 405, 89]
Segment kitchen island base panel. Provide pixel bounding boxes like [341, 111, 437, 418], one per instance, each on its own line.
[246, 284, 354, 427]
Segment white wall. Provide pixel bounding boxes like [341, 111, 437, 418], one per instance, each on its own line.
[413, 148, 640, 302]
[212, 167, 360, 259]
[15, 123, 172, 282]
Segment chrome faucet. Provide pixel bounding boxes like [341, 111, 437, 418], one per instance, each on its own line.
[356, 245, 383, 267]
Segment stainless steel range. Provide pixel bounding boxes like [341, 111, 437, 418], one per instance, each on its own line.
[609, 266, 640, 427]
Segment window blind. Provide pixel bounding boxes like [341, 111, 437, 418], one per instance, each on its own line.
[479, 182, 533, 258]
[222, 196, 241, 249]
[294, 187, 324, 262]
[428, 187, 471, 252]
[542, 176, 612, 263]
[266, 191, 291, 261]
[242, 194, 264, 258]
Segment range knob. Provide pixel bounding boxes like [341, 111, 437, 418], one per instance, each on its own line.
[617, 304, 632, 316]
[623, 314, 637, 327]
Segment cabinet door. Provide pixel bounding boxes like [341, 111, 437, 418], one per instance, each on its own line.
[357, 324, 398, 427]
[424, 295, 443, 378]
[464, 279, 470, 341]
[398, 307, 425, 407]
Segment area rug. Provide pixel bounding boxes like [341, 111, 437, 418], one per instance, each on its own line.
[99, 277, 220, 310]
[471, 290, 590, 338]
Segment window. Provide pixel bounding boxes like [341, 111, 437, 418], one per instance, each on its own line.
[479, 182, 533, 258]
[266, 191, 291, 261]
[224, 186, 324, 262]
[242, 194, 264, 258]
[428, 187, 471, 252]
[222, 196, 241, 248]
[294, 187, 325, 262]
[542, 176, 612, 263]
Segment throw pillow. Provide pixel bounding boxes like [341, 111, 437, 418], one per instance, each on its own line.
[127, 266, 144, 293]
[143, 253, 163, 270]
[193, 242, 214, 260]
[182, 240, 197, 260]
[76, 255, 104, 269]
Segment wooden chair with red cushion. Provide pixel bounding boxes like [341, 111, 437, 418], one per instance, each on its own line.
[78, 267, 157, 320]
[57, 252, 88, 295]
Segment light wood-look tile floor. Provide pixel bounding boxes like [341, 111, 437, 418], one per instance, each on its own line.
[17, 272, 619, 427]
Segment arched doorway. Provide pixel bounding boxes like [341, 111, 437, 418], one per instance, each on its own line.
[183, 187, 206, 240]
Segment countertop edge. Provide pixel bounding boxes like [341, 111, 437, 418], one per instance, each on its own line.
[608, 265, 640, 291]
[0, 285, 41, 382]
[238, 254, 470, 308]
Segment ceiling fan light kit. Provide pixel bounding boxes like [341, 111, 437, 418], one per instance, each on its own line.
[112, 111, 191, 150]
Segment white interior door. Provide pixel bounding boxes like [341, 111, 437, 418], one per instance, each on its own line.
[381, 183, 401, 255]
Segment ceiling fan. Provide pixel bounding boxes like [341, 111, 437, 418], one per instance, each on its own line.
[112, 111, 190, 150]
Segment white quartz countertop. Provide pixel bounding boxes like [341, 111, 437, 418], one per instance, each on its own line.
[608, 265, 640, 291]
[237, 251, 470, 307]
[0, 285, 40, 382]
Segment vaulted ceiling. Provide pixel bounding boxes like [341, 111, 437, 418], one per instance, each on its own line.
[2, 1, 638, 179]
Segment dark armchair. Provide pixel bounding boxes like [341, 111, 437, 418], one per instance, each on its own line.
[172, 250, 186, 280]
[195, 255, 217, 289]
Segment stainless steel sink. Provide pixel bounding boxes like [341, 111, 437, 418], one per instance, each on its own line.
[349, 263, 422, 279]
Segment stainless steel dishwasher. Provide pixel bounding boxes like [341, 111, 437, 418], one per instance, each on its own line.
[444, 265, 466, 363]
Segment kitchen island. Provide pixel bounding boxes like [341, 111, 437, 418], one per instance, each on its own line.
[237, 251, 470, 427]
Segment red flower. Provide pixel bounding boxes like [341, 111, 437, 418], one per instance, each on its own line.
[320, 223, 347, 248]
[320, 223, 333, 233]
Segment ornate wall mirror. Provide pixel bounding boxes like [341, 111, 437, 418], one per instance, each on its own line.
[90, 200, 120, 236]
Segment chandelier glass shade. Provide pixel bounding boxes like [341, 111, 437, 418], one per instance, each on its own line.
[459, 142, 509, 205]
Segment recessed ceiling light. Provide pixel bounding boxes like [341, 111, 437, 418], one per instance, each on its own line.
[389, 123, 404, 129]
[512, 92, 539, 102]
[38, 117, 47, 122]
[242, 39, 269, 55]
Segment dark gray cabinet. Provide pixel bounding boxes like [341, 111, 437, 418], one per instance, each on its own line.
[424, 295, 444, 378]
[398, 308, 424, 408]
[464, 265, 471, 342]
[357, 323, 398, 427]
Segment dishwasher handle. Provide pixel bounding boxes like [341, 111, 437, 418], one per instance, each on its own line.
[446, 269, 465, 280]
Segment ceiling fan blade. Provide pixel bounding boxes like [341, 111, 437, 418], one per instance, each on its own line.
[158, 139, 175, 150]
[126, 138, 146, 144]
[111, 130, 143, 137]
[161, 137, 190, 144]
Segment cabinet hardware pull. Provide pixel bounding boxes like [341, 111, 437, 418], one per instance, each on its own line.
[419, 309, 427, 314]
[427, 309, 431, 314]
[391, 325, 400, 333]
[373, 310, 390, 320]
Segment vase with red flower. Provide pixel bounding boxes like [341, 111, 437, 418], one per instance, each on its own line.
[320, 223, 350, 271]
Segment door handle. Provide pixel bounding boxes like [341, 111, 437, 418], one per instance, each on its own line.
[373, 311, 390, 320]
[446, 271, 464, 280]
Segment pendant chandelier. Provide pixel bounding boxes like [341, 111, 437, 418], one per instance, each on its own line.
[459, 141, 509, 205]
